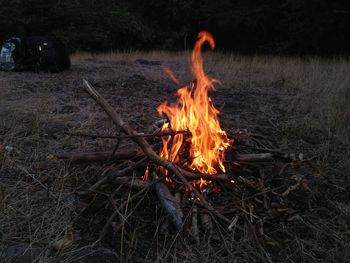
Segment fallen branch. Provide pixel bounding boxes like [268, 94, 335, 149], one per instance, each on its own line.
[51, 150, 139, 163]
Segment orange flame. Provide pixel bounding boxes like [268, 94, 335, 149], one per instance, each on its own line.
[157, 31, 231, 184]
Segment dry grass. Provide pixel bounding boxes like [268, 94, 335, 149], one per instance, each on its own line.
[73, 51, 350, 137]
[0, 51, 349, 262]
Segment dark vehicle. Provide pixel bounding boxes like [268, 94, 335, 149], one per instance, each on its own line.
[0, 36, 70, 72]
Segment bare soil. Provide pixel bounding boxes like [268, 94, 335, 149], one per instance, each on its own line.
[0, 55, 349, 262]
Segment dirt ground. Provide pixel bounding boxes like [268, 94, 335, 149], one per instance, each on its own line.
[0, 54, 349, 262]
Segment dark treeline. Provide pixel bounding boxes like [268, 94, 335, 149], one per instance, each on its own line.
[0, 0, 349, 55]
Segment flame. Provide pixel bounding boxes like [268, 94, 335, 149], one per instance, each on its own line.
[142, 166, 150, 181]
[157, 31, 232, 186]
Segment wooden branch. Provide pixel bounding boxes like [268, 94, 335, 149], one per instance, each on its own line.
[236, 153, 273, 162]
[64, 131, 118, 139]
[90, 157, 148, 191]
[65, 129, 190, 140]
[151, 171, 183, 230]
[83, 80, 232, 225]
[52, 150, 139, 163]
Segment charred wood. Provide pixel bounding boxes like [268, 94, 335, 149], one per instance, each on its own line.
[151, 171, 183, 230]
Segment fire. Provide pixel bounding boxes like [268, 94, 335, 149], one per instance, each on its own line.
[157, 31, 232, 186]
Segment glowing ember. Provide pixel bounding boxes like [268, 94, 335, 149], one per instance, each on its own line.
[157, 31, 232, 188]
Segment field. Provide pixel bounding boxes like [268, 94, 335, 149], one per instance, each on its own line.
[0, 52, 349, 262]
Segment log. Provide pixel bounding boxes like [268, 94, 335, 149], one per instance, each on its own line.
[83, 80, 232, 225]
[51, 150, 139, 163]
[151, 171, 183, 230]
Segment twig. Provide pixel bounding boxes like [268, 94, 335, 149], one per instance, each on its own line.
[89, 157, 148, 191]
[276, 175, 302, 197]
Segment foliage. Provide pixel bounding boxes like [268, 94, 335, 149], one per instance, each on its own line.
[0, 0, 349, 55]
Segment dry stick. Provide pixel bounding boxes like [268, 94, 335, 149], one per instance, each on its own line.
[235, 153, 273, 162]
[258, 168, 268, 209]
[89, 157, 148, 192]
[83, 80, 232, 225]
[52, 150, 139, 163]
[177, 167, 229, 181]
[191, 205, 200, 243]
[109, 135, 121, 160]
[151, 171, 183, 230]
[64, 131, 118, 139]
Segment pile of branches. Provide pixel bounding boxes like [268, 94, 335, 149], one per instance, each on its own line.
[54, 80, 317, 246]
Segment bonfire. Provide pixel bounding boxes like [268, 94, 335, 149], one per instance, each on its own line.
[55, 31, 312, 243]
